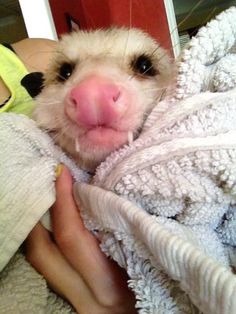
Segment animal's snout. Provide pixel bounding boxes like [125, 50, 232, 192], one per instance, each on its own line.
[65, 76, 129, 127]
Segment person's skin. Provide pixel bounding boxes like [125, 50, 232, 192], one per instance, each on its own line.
[25, 166, 136, 314]
[0, 38, 56, 104]
[1, 39, 136, 313]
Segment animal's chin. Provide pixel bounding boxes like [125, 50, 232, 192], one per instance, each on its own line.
[70, 126, 130, 171]
[49, 126, 131, 171]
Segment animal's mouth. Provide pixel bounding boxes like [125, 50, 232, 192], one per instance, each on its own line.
[48, 120, 135, 163]
[78, 126, 132, 151]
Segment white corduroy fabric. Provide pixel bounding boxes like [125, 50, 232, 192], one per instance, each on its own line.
[0, 113, 89, 271]
[74, 184, 236, 314]
[75, 7, 236, 313]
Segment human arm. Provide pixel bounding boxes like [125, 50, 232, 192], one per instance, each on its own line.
[0, 38, 56, 104]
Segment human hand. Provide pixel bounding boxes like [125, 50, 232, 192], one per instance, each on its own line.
[25, 165, 136, 314]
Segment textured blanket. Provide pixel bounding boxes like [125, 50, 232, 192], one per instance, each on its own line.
[1, 6, 236, 314]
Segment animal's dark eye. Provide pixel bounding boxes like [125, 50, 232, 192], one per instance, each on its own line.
[132, 54, 157, 77]
[58, 62, 75, 81]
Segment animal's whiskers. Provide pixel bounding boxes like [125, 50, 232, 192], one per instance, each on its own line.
[48, 101, 63, 107]
[147, 0, 206, 62]
[122, 0, 133, 66]
[33, 27, 173, 170]
[157, 2, 216, 67]
[141, 86, 166, 92]
[48, 118, 70, 140]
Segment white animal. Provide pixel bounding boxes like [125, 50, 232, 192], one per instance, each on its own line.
[33, 28, 172, 171]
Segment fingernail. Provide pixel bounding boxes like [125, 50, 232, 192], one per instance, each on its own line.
[55, 164, 63, 177]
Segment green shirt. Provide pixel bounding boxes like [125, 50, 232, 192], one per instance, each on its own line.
[0, 44, 34, 116]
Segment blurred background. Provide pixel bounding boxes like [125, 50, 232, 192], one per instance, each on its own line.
[1, 0, 236, 57]
[0, 0, 27, 42]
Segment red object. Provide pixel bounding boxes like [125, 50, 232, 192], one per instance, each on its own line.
[49, 0, 172, 53]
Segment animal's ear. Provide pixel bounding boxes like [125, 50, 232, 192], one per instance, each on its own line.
[21, 72, 45, 98]
[65, 13, 80, 32]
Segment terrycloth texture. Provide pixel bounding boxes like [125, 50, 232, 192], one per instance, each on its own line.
[1, 6, 236, 314]
[0, 113, 89, 313]
[0, 113, 89, 271]
[75, 88, 236, 313]
[0, 251, 75, 314]
[75, 7, 236, 313]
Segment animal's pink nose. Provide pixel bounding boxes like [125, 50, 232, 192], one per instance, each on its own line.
[65, 76, 128, 127]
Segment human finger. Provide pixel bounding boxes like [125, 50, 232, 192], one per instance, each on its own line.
[51, 165, 135, 310]
[25, 222, 101, 313]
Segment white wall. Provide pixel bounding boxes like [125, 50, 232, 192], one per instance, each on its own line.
[19, 0, 58, 40]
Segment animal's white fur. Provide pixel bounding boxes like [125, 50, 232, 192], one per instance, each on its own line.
[33, 27, 172, 171]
